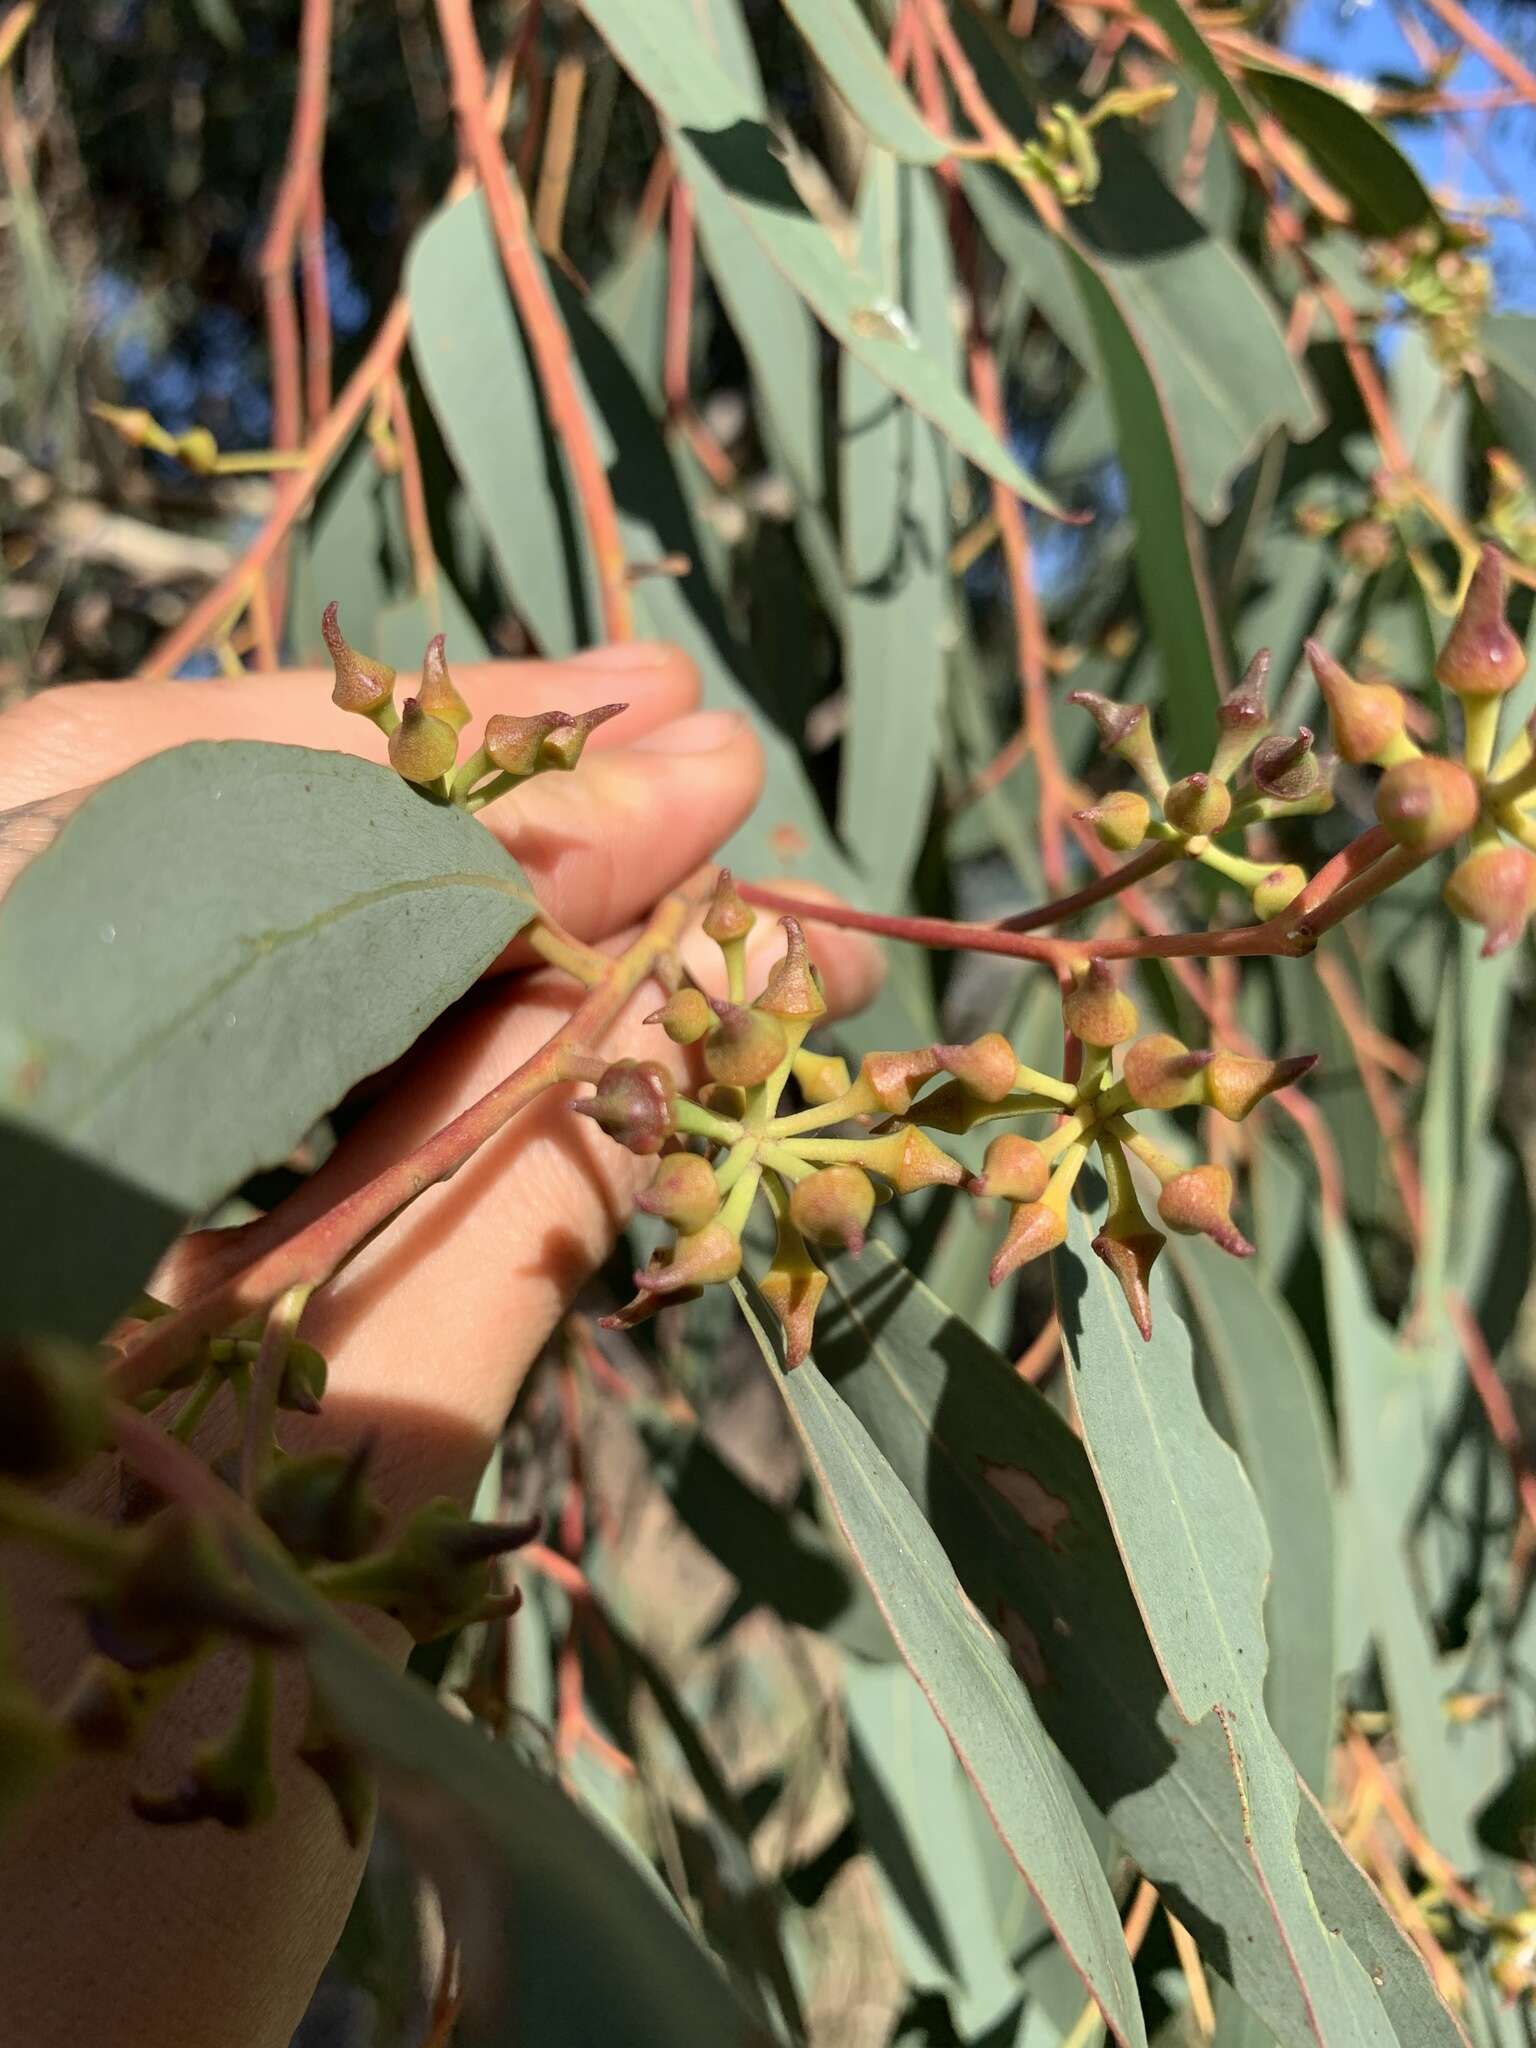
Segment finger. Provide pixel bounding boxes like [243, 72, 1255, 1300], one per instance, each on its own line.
[0, 640, 698, 811]
[164, 896, 887, 1507]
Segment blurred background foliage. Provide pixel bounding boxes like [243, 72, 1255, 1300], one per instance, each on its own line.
[14, 2, 1536, 2046]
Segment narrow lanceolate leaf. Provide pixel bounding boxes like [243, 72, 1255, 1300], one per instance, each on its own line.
[738, 1288, 1147, 2048]
[1482, 315, 1536, 481]
[777, 0, 945, 162]
[1165, 1236, 1337, 1797]
[406, 191, 591, 655]
[1056, 1219, 1397, 2048]
[839, 153, 953, 902]
[576, 0, 1065, 512]
[1242, 67, 1439, 238]
[806, 1242, 1458, 2048]
[1319, 1219, 1483, 1871]
[1134, 0, 1255, 132]
[238, 1542, 773, 2048]
[0, 743, 534, 1337]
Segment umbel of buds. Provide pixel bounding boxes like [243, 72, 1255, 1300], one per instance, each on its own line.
[321, 604, 624, 815]
[1315, 546, 1536, 954]
[1070, 649, 1333, 927]
[575, 875, 1318, 1356]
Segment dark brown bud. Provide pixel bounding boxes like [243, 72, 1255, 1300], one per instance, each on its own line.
[1122, 1033, 1209, 1111]
[1155, 1164, 1254, 1258]
[968, 1134, 1049, 1204]
[936, 1033, 1020, 1103]
[1250, 727, 1323, 803]
[789, 1166, 876, 1254]
[0, 1337, 106, 1483]
[321, 601, 395, 719]
[1205, 1050, 1318, 1121]
[1307, 640, 1409, 766]
[388, 698, 459, 785]
[1076, 791, 1150, 852]
[573, 1059, 676, 1154]
[1443, 843, 1536, 956]
[257, 1444, 382, 1566]
[702, 1001, 788, 1088]
[702, 869, 756, 946]
[1375, 755, 1479, 852]
[1162, 772, 1231, 837]
[416, 634, 471, 732]
[1063, 960, 1138, 1049]
[1436, 546, 1527, 697]
[637, 1152, 721, 1234]
[645, 988, 714, 1045]
[757, 918, 826, 1023]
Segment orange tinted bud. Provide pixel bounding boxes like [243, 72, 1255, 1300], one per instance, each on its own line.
[702, 1001, 788, 1088]
[703, 869, 755, 945]
[793, 1049, 852, 1105]
[989, 1200, 1068, 1286]
[1252, 865, 1307, 921]
[860, 1126, 966, 1194]
[1306, 640, 1407, 765]
[758, 918, 826, 1022]
[638, 1152, 721, 1234]
[1122, 1033, 1209, 1111]
[539, 702, 625, 770]
[322, 601, 395, 719]
[634, 1222, 742, 1294]
[1063, 960, 1138, 1048]
[1156, 1165, 1254, 1258]
[416, 634, 471, 732]
[789, 1166, 876, 1254]
[1162, 772, 1231, 837]
[760, 1217, 827, 1370]
[388, 698, 458, 784]
[483, 710, 564, 776]
[969, 1134, 1049, 1203]
[1375, 755, 1479, 852]
[573, 1059, 676, 1154]
[1205, 1050, 1318, 1121]
[856, 1046, 943, 1116]
[937, 1033, 1019, 1102]
[1076, 790, 1150, 852]
[645, 987, 714, 1045]
[1210, 650, 1273, 782]
[1250, 727, 1323, 804]
[1436, 545, 1526, 697]
[1443, 843, 1536, 956]
[1091, 1222, 1164, 1340]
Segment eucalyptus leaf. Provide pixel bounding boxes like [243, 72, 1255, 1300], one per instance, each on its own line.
[777, 0, 945, 162]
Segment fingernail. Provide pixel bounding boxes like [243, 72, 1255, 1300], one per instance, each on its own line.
[632, 709, 746, 755]
[571, 641, 683, 673]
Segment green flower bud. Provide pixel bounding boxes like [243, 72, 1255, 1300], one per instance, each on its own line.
[1122, 1033, 1210, 1111]
[1375, 755, 1479, 852]
[277, 1340, 327, 1416]
[133, 1655, 277, 1831]
[0, 1337, 106, 1483]
[1093, 1134, 1163, 1340]
[416, 634, 471, 733]
[1250, 727, 1324, 804]
[1251, 864, 1308, 921]
[968, 1134, 1049, 1204]
[702, 869, 755, 946]
[84, 1511, 298, 1672]
[1162, 772, 1231, 837]
[257, 1444, 382, 1565]
[573, 1059, 676, 1154]
[1204, 1050, 1318, 1121]
[1155, 1164, 1253, 1258]
[757, 917, 826, 1023]
[321, 601, 395, 722]
[1076, 790, 1151, 852]
[793, 1049, 852, 1105]
[388, 698, 459, 785]
[645, 988, 714, 1045]
[1444, 843, 1536, 956]
[538, 702, 625, 771]
[483, 710, 566, 777]
[637, 1152, 721, 1234]
[319, 1498, 539, 1643]
[789, 1166, 876, 1254]
[1069, 691, 1168, 795]
[1307, 640, 1411, 766]
[1436, 546, 1527, 698]
[702, 1000, 788, 1088]
[1063, 960, 1138, 1048]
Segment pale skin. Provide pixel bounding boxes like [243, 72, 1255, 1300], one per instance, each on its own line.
[0, 643, 884, 2048]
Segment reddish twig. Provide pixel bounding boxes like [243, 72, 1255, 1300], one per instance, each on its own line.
[300, 177, 334, 431]
[663, 177, 735, 489]
[997, 842, 1177, 932]
[1415, 0, 1536, 107]
[387, 372, 438, 603]
[1450, 1295, 1536, 1549]
[436, 0, 632, 641]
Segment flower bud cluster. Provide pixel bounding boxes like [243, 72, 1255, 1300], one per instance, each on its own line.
[322, 603, 623, 813]
[1365, 222, 1491, 374]
[1313, 545, 1536, 956]
[1071, 651, 1329, 927]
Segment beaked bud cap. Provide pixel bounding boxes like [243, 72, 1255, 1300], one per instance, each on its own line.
[634, 1221, 743, 1295]
[789, 1166, 876, 1254]
[572, 1059, 676, 1154]
[388, 699, 459, 784]
[1156, 1164, 1254, 1257]
[1205, 1050, 1317, 1121]
[1306, 640, 1407, 766]
[1091, 1220, 1164, 1340]
[1436, 546, 1527, 698]
[702, 869, 755, 945]
[1076, 790, 1150, 852]
[702, 1001, 788, 1088]
[1162, 772, 1232, 837]
[969, 1134, 1050, 1204]
[416, 635, 471, 732]
[637, 1151, 722, 1234]
[322, 602, 395, 718]
[1122, 1033, 1210, 1111]
[989, 1199, 1068, 1286]
[1443, 843, 1536, 956]
[757, 918, 826, 1022]
[645, 987, 714, 1045]
[937, 1033, 1019, 1103]
[1250, 727, 1323, 803]
[1063, 960, 1138, 1048]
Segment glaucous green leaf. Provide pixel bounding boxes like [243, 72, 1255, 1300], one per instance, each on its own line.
[777, 0, 945, 162]
[0, 743, 534, 1334]
[807, 1242, 1456, 2048]
[839, 153, 953, 901]
[739, 1289, 1148, 2048]
[1481, 315, 1536, 479]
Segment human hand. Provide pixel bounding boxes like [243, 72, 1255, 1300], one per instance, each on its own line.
[0, 643, 884, 2048]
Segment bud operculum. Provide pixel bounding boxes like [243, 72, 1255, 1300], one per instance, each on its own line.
[322, 602, 397, 728]
[1063, 960, 1138, 1049]
[388, 698, 459, 786]
[1436, 545, 1526, 699]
